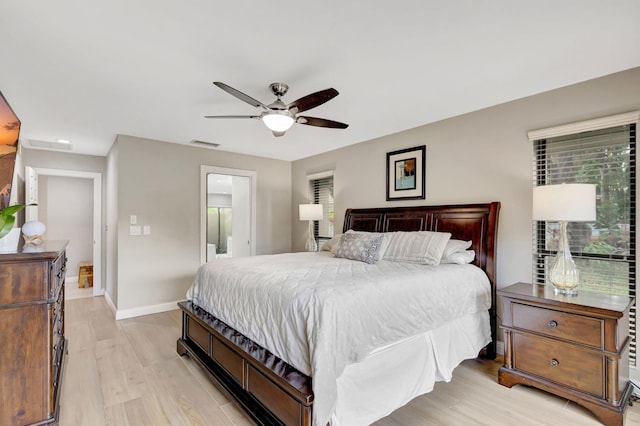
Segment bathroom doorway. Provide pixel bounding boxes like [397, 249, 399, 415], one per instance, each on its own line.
[200, 165, 256, 264]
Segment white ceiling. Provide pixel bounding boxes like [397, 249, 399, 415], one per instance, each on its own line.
[2, 1, 639, 161]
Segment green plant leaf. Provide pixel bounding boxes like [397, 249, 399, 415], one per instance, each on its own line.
[0, 204, 36, 238]
[0, 205, 25, 217]
[0, 215, 15, 238]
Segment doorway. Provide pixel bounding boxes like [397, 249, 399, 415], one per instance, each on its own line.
[200, 165, 256, 264]
[26, 167, 102, 297]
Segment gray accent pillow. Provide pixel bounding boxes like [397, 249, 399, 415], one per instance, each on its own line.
[344, 229, 390, 261]
[335, 232, 384, 264]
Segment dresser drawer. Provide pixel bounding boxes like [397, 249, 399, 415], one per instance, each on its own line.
[512, 302, 602, 348]
[49, 253, 67, 298]
[513, 333, 604, 398]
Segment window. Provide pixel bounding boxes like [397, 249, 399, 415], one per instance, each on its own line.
[530, 112, 637, 366]
[307, 171, 334, 246]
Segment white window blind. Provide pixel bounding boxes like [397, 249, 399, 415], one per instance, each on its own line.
[308, 171, 334, 242]
[532, 121, 636, 366]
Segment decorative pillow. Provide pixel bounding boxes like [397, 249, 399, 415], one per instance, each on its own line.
[442, 239, 472, 260]
[345, 229, 391, 260]
[335, 232, 385, 264]
[382, 231, 451, 265]
[321, 234, 342, 253]
[441, 249, 476, 264]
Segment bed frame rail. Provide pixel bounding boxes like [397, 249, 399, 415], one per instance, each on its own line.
[177, 301, 312, 426]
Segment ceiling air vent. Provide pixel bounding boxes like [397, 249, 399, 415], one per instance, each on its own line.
[25, 139, 73, 151]
[190, 139, 220, 149]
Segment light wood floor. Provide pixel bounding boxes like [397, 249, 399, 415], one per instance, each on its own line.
[61, 296, 640, 425]
[65, 278, 94, 300]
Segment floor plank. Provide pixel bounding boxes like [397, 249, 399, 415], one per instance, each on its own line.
[61, 295, 640, 425]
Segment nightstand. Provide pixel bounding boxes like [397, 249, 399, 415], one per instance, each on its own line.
[498, 282, 634, 426]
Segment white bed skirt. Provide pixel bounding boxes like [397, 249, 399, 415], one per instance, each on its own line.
[332, 310, 491, 426]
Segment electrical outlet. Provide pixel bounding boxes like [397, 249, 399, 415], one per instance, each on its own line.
[130, 225, 141, 236]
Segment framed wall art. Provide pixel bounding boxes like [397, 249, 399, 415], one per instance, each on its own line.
[386, 145, 425, 201]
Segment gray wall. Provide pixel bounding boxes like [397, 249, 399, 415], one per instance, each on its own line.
[113, 135, 292, 311]
[291, 67, 640, 290]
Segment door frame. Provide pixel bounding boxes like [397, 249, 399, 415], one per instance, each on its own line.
[200, 165, 256, 265]
[27, 167, 103, 296]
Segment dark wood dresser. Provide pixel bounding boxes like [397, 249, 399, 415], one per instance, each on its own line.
[498, 282, 634, 426]
[0, 241, 68, 426]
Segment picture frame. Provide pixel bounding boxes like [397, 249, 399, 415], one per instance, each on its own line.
[386, 145, 425, 201]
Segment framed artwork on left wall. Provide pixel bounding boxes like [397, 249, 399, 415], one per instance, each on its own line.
[386, 145, 426, 201]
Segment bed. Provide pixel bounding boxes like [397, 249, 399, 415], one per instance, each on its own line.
[177, 202, 500, 426]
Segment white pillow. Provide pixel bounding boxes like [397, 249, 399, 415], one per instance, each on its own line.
[442, 239, 472, 261]
[441, 249, 476, 264]
[382, 231, 451, 265]
[321, 234, 342, 254]
[335, 232, 384, 264]
[345, 229, 391, 261]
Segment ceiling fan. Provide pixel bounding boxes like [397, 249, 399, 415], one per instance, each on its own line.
[205, 82, 349, 137]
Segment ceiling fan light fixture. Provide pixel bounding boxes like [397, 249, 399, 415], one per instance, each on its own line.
[207, 82, 348, 134]
[262, 112, 294, 132]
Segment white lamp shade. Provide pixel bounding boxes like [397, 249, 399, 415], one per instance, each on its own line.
[299, 204, 323, 221]
[532, 184, 596, 222]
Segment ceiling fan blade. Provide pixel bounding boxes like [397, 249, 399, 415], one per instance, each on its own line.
[297, 116, 349, 129]
[288, 88, 339, 113]
[213, 82, 269, 110]
[204, 115, 260, 119]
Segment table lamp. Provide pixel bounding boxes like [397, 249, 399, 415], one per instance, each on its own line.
[533, 183, 596, 294]
[299, 204, 323, 252]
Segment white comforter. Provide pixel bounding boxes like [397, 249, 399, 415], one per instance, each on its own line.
[187, 251, 491, 426]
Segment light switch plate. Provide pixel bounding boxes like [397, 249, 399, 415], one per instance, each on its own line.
[130, 225, 141, 236]
[130, 215, 137, 225]
[143, 226, 151, 235]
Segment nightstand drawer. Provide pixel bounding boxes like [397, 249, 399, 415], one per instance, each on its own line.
[513, 333, 604, 398]
[512, 302, 602, 348]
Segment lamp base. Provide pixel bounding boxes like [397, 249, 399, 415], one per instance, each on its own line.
[305, 221, 317, 252]
[549, 221, 579, 296]
[552, 286, 578, 296]
[305, 236, 318, 252]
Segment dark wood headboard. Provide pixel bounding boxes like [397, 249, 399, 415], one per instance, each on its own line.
[343, 202, 501, 358]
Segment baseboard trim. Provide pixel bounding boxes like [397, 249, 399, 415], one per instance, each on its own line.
[115, 300, 182, 320]
[104, 292, 117, 315]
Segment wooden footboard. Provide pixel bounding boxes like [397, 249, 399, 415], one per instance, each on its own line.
[176, 301, 313, 426]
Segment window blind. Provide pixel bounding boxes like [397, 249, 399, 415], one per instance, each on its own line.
[533, 123, 636, 366]
[308, 172, 334, 241]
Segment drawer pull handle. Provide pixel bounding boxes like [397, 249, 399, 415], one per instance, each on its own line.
[548, 320, 558, 328]
[550, 359, 559, 367]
